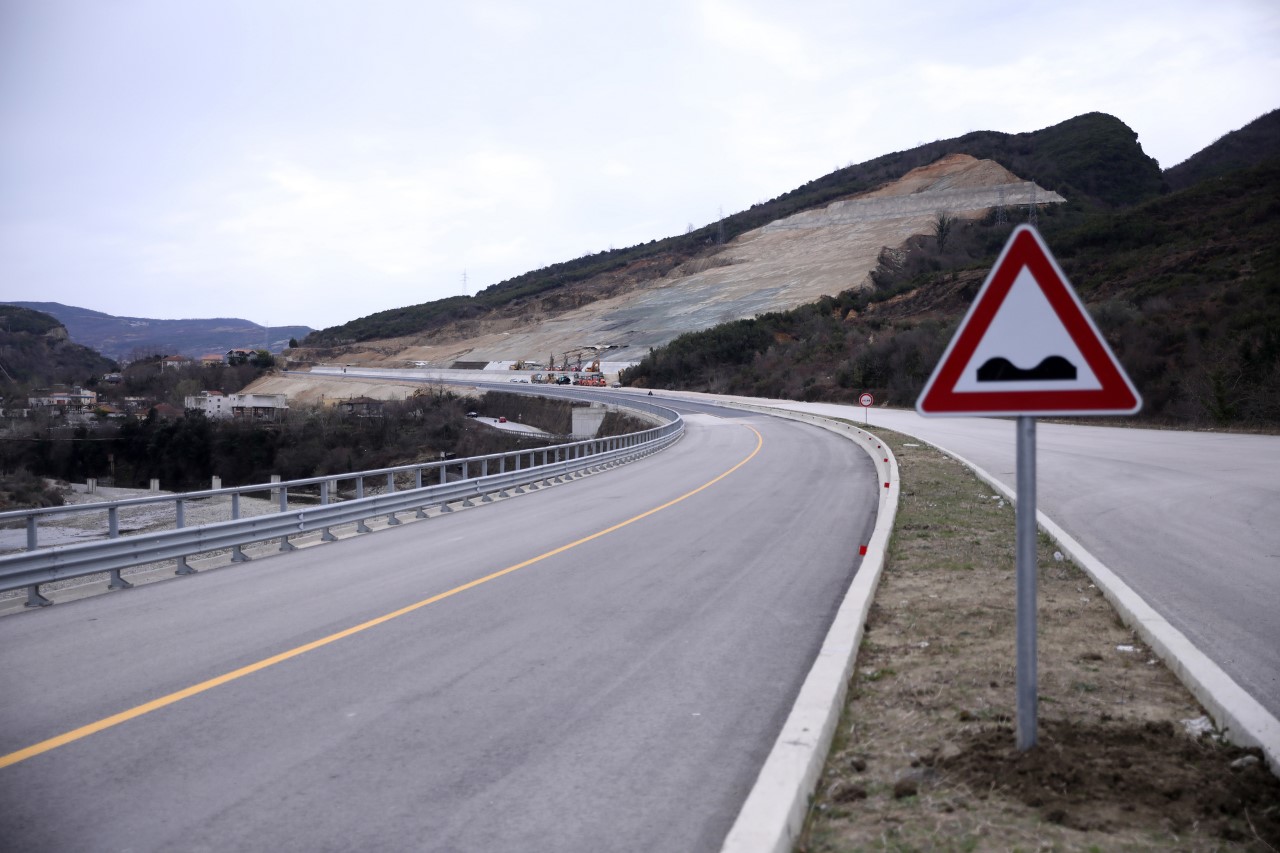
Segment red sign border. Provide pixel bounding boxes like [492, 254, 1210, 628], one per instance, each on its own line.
[916, 225, 1141, 417]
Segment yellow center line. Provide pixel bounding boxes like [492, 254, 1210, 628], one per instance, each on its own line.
[1, 425, 764, 770]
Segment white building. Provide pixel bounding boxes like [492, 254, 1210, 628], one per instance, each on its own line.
[184, 391, 287, 421]
[28, 386, 98, 412]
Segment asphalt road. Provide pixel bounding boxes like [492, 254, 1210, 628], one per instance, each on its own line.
[0, 409, 877, 852]
[712, 395, 1279, 722]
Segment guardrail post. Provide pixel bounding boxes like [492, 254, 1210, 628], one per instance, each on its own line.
[413, 469, 429, 518]
[231, 493, 249, 561]
[385, 472, 401, 524]
[25, 585, 52, 607]
[320, 480, 338, 540]
[174, 499, 195, 574]
[278, 482, 297, 550]
[460, 462, 476, 507]
[438, 464, 456, 511]
[356, 477, 372, 532]
[498, 455, 513, 496]
[106, 506, 133, 589]
[26, 515, 37, 551]
[515, 453, 530, 494]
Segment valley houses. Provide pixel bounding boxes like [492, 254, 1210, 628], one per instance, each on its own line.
[27, 385, 98, 412]
[184, 390, 288, 421]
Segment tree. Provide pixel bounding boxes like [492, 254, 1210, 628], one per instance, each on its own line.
[933, 210, 955, 251]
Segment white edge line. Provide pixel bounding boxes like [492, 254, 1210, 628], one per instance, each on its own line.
[715, 403, 900, 853]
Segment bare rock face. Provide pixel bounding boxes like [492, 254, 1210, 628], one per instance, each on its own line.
[369, 155, 1065, 370]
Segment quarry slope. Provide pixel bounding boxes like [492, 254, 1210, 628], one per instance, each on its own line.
[313, 154, 1063, 373]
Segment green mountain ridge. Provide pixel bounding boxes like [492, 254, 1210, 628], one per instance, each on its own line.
[623, 110, 1280, 427]
[1164, 107, 1280, 191]
[304, 112, 1163, 347]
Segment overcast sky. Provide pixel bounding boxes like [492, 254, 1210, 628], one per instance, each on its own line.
[2, 1, 1277, 332]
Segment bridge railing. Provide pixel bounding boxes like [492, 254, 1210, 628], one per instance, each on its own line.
[0, 405, 683, 607]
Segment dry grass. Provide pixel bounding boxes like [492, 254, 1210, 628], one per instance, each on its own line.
[800, 430, 1280, 852]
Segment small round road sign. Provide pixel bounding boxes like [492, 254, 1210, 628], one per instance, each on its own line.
[859, 392, 874, 407]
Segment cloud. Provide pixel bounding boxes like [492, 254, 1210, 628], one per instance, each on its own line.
[4, 0, 1278, 329]
[167, 145, 547, 272]
[697, 0, 826, 81]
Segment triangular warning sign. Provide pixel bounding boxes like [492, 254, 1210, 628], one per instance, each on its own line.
[917, 225, 1141, 417]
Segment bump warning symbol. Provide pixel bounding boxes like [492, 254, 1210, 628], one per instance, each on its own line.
[917, 225, 1140, 417]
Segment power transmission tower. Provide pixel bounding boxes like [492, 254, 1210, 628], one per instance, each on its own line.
[1027, 183, 1038, 226]
[996, 185, 1007, 225]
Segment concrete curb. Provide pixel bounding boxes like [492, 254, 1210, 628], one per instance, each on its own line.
[933, 443, 1280, 776]
[709, 400, 1278, 853]
[713, 403, 900, 853]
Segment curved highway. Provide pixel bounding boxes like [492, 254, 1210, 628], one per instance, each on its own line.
[689, 393, 1279, 722]
[0, 403, 877, 851]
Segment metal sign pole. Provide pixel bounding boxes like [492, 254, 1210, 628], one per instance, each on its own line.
[1015, 415, 1038, 750]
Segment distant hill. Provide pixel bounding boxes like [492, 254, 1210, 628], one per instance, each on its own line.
[622, 116, 1280, 427]
[1, 302, 311, 362]
[304, 112, 1163, 347]
[1164, 108, 1280, 191]
[289, 107, 1278, 427]
[0, 305, 117, 392]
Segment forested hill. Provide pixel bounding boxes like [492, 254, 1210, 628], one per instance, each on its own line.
[304, 112, 1163, 346]
[0, 305, 117, 394]
[622, 109, 1280, 428]
[1164, 107, 1280, 191]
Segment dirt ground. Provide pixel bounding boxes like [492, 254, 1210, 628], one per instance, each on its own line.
[801, 430, 1280, 852]
[242, 373, 468, 405]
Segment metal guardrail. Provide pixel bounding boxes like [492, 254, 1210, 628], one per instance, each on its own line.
[1, 406, 683, 607]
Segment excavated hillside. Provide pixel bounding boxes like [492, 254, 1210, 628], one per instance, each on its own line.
[302, 154, 1062, 372]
